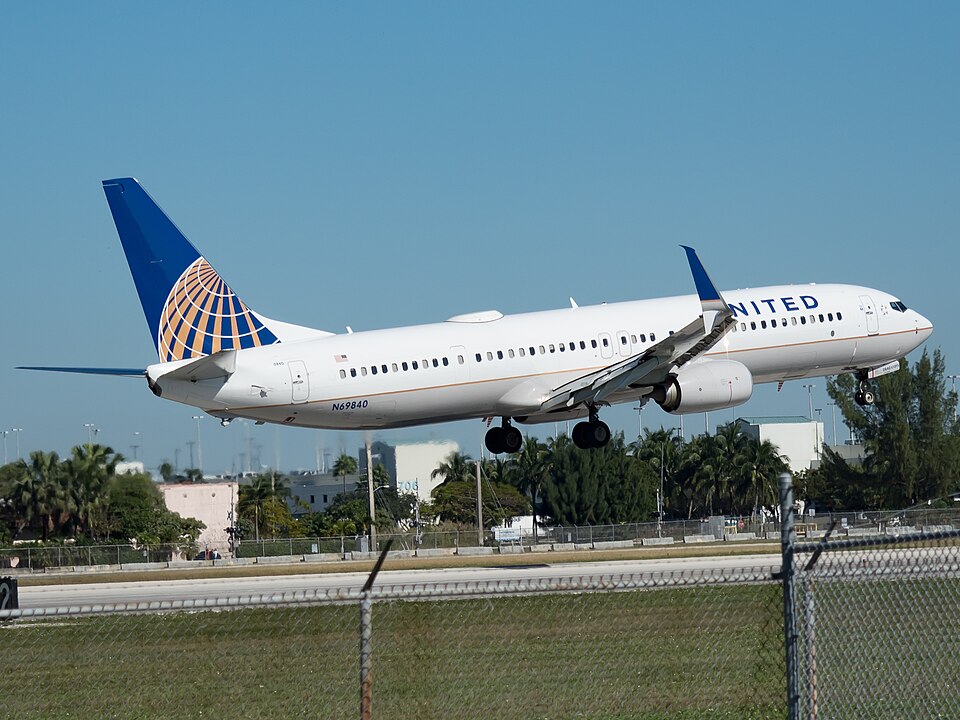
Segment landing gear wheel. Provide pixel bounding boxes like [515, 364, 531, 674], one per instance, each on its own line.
[485, 427, 505, 454]
[862, 390, 875, 405]
[854, 377, 876, 407]
[502, 426, 523, 453]
[572, 420, 611, 449]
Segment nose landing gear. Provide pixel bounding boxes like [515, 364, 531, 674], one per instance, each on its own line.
[855, 372, 875, 406]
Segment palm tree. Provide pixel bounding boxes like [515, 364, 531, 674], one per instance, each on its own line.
[64, 443, 121, 539]
[333, 453, 358, 496]
[14, 451, 63, 540]
[431, 452, 475, 486]
[511, 437, 550, 542]
[737, 438, 788, 516]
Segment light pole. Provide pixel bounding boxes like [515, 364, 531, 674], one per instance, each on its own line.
[802, 384, 816, 420]
[1, 430, 9, 465]
[814, 408, 823, 460]
[827, 402, 838, 447]
[131, 431, 141, 461]
[83, 423, 97, 446]
[192, 415, 204, 475]
[11, 428, 23, 460]
[636, 403, 643, 443]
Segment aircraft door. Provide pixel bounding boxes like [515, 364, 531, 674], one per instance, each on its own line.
[616, 330, 633, 357]
[859, 295, 879, 335]
[289, 360, 309, 403]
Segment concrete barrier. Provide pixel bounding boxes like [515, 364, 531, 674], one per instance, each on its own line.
[551, 543, 576, 552]
[498, 545, 526, 554]
[302, 553, 344, 563]
[347, 552, 377, 562]
[723, 532, 757, 542]
[922, 525, 955, 533]
[529, 544, 551, 553]
[167, 560, 210, 569]
[415, 547, 456, 558]
[592, 540, 634, 550]
[684, 534, 717, 544]
[641, 537, 675, 546]
[456, 546, 494, 557]
[845, 528, 883, 537]
[255, 555, 303, 565]
[885, 526, 921, 537]
[386, 549, 416, 559]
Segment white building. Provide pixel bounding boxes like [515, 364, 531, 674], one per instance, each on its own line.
[736, 416, 824, 473]
[159, 481, 238, 553]
[363, 440, 460, 502]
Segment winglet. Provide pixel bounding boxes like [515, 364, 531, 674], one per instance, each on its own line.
[681, 246, 729, 314]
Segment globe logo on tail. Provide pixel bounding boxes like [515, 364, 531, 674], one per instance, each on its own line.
[158, 257, 278, 362]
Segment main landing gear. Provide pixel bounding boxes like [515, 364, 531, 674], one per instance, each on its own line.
[855, 372, 876, 407]
[485, 420, 524, 455]
[572, 406, 611, 450]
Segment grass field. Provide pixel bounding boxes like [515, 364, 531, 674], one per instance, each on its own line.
[3, 581, 785, 719]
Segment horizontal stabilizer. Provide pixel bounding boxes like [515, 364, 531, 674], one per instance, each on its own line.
[17, 366, 146, 377]
[157, 349, 237, 382]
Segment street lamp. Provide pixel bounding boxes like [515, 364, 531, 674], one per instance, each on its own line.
[1, 430, 9, 465]
[11, 428, 23, 460]
[802, 384, 816, 420]
[192, 415, 204, 475]
[826, 402, 838, 447]
[83, 423, 97, 446]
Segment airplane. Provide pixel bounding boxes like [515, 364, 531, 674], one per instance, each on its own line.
[21, 178, 933, 454]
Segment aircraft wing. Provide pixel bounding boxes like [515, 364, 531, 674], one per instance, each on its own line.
[540, 246, 735, 412]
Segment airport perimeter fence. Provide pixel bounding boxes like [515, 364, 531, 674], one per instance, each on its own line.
[2, 564, 786, 719]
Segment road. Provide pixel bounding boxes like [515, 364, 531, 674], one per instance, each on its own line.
[18, 553, 781, 610]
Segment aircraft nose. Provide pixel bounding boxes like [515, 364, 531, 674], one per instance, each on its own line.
[913, 311, 933, 342]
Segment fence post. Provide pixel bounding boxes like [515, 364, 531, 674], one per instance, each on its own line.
[360, 591, 373, 720]
[780, 472, 799, 720]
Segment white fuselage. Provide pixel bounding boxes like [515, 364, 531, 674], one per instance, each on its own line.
[148, 283, 932, 430]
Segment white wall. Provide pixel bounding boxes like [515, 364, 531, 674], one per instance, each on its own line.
[395, 441, 460, 502]
[159, 481, 237, 551]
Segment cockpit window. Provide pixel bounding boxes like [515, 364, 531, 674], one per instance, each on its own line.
[890, 300, 908, 312]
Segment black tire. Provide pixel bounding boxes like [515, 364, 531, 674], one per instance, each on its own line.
[485, 427, 505, 454]
[572, 422, 592, 449]
[503, 426, 523, 453]
[855, 391, 866, 406]
[862, 390, 875, 405]
[589, 421, 611, 448]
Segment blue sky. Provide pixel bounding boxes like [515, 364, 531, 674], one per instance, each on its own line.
[1, 3, 958, 474]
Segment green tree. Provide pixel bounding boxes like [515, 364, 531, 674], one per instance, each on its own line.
[13, 451, 63, 540]
[106, 473, 205, 552]
[431, 452, 476, 486]
[238, 474, 295, 539]
[431, 479, 530, 527]
[64, 443, 122, 539]
[333, 453, 358, 496]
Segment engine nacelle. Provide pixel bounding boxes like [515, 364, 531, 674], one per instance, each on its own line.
[650, 359, 753, 414]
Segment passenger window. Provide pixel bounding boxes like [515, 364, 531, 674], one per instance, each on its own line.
[591, 340, 598, 348]
[549, 344, 556, 353]
[422, 359, 428, 369]
[361, 367, 368, 376]
[809, 315, 815, 324]
[791, 317, 797, 326]
[740, 323, 746, 331]
[828, 313, 834, 321]
[487, 351, 494, 361]
[761, 320, 767, 329]
[458, 355, 464, 365]
[579, 341, 586, 350]
[620, 336, 627, 345]
[631, 334, 637, 344]
[392, 363, 398, 372]
[412, 361, 419, 370]
[751, 322, 757, 330]
[382, 364, 388, 373]
[602, 338, 609, 347]
[476, 353, 482, 362]
[559, 343, 566, 352]
[508, 349, 515, 359]
[650, 333, 656, 341]
[497, 350, 503, 360]
[443, 357, 449, 366]
[432, 358, 439, 367]
[837, 312, 843, 320]
[402, 362, 409, 371]
[339, 369, 346, 379]
[539, 345, 546, 354]
[819, 314, 825, 322]
[800, 316, 807, 325]
[371, 366, 378, 375]
[529, 347, 536, 355]
[350, 368, 357, 378]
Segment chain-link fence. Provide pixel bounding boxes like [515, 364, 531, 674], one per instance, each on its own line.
[2, 565, 784, 719]
[791, 529, 960, 719]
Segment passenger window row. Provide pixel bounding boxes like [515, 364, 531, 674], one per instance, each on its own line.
[340, 354, 466, 380]
[731, 311, 843, 333]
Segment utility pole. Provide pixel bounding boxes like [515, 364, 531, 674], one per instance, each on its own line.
[192, 415, 203, 475]
[802, 384, 816, 420]
[826, 402, 837, 447]
[366, 440, 376, 553]
[476, 461, 483, 546]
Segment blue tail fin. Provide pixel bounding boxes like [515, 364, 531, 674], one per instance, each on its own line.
[102, 178, 280, 363]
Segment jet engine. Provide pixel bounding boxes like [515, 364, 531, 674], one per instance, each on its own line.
[650, 359, 753, 414]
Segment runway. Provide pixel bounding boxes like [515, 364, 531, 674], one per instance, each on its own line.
[18, 553, 781, 610]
